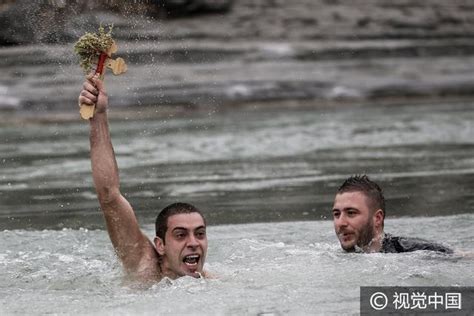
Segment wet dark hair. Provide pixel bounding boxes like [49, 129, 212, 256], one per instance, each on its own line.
[155, 202, 206, 243]
[337, 175, 386, 221]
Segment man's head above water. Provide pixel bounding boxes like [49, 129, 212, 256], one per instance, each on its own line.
[332, 175, 385, 252]
[154, 202, 208, 279]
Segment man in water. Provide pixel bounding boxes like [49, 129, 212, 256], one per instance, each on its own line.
[78, 74, 208, 282]
[332, 175, 452, 253]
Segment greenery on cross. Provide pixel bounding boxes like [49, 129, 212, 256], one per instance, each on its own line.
[74, 25, 114, 73]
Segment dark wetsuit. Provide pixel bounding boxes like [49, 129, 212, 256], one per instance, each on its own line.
[381, 233, 453, 254]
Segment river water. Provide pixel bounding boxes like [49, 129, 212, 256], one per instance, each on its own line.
[1, 101, 474, 314]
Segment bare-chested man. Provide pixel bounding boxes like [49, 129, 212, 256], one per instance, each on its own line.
[78, 74, 208, 283]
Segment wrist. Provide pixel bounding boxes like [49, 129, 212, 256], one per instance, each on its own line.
[89, 110, 108, 123]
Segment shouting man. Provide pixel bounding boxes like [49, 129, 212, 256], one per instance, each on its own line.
[332, 175, 452, 254]
[78, 74, 208, 282]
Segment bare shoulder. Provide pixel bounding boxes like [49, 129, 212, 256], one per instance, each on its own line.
[122, 235, 163, 282]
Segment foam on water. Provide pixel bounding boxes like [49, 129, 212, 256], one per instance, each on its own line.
[1, 102, 474, 230]
[2, 103, 474, 181]
[95, 102, 474, 166]
[1, 215, 472, 315]
[0, 85, 20, 110]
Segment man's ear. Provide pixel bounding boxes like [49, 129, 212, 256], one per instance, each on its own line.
[154, 236, 165, 255]
[373, 209, 384, 229]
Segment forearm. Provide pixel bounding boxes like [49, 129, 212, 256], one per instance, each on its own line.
[89, 111, 121, 203]
[79, 75, 158, 275]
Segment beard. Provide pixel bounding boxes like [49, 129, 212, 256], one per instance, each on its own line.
[356, 217, 376, 251]
[339, 217, 376, 252]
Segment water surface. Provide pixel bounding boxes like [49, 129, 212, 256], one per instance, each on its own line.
[0, 216, 472, 315]
[1, 101, 473, 314]
[1, 101, 473, 229]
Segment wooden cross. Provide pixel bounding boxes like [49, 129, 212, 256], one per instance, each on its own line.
[79, 40, 127, 120]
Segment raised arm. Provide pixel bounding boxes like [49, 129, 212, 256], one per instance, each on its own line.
[78, 74, 159, 278]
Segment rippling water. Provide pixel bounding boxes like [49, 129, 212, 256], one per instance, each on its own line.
[1, 101, 473, 314]
[1, 101, 473, 229]
[1, 216, 472, 315]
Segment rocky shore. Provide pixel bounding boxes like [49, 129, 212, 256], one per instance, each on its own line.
[1, 0, 474, 120]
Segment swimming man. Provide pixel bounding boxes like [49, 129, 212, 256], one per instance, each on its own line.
[332, 175, 452, 253]
[78, 74, 208, 283]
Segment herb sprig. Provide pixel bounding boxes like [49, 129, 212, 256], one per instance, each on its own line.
[74, 25, 114, 73]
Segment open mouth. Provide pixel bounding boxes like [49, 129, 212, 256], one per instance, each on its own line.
[183, 254, 200, 266]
